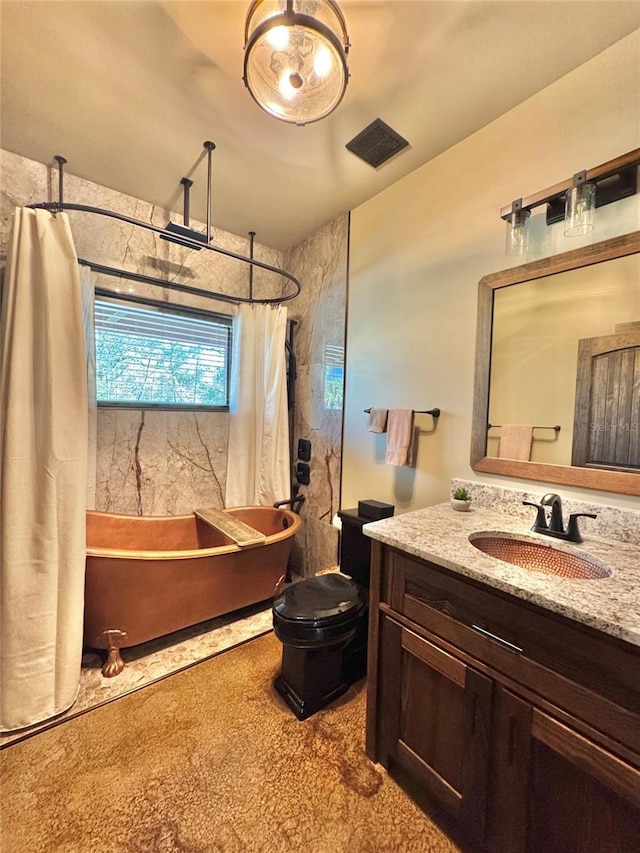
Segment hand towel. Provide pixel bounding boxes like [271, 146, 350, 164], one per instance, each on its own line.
[368, 408, 388, 433]
[385, 409, 415, 466]
[499, 424, 533, 460]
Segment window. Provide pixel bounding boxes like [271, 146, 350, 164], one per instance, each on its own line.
[95, 296, 232, 409]
[323, 343, 344, 410]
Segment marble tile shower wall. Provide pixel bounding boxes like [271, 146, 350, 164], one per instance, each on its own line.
[284, 216, 348, 575]
[1, 151, 347, 550]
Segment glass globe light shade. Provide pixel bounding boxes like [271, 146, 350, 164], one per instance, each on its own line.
[244, 0, 350, 125]
[564, 181, 596, 237]
[505, 208, 531, 256]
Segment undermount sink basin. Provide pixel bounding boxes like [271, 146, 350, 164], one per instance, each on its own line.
[469, 533, 612, 580]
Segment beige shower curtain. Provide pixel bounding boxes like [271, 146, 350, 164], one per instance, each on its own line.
[0, 208, 88, 731]
[81, 265, 97, 509]
[225, 304, 290, 507]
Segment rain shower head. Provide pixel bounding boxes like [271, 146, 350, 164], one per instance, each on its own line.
[160, 221, 209, 250]
[160, 143, 216, 250]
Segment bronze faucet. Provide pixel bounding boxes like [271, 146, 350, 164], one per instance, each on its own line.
[523, 493, 597, 544]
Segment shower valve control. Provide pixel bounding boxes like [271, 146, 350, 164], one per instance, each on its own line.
[296, 463, 311, 486]
[297, 439, 311, 462]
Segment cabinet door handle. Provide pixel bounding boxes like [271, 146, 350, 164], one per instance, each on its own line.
[471, 624, 523, 654]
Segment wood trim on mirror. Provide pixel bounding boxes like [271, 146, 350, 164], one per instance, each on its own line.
[471, 231, 640, 497]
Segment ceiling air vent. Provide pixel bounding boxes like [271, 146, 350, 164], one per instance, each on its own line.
[345, 118, 409, 168]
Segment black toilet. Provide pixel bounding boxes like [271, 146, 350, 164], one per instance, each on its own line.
[272, 573, 365, 720]
[273, 502, 393, 720]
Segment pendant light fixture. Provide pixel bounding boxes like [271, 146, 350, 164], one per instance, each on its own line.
[243, 0, 350, 125]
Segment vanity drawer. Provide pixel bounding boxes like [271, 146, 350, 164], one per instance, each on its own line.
[378, 546, 640, 756]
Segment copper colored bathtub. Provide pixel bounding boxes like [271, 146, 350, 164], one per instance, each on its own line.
[84, 506, 301, 677]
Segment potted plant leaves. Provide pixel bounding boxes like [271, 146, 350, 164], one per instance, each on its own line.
[451, 486, 472, 512]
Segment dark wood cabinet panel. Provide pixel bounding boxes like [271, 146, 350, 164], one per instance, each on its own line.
[378, 545, 639, 757]
[531, 709, 640, 808]
[487, 688, 640, 853]
[459, 666, 494, 843]
[398, 549, 638, 714]
[528, 738, 640, 853]
[367, 541, 640, 853]
[528, 707, 640, 852]
[375, 616, 492, 847]
[486, 688, 532, 853]
[401, 649, 466, 793]
[400, 593, 639, 758]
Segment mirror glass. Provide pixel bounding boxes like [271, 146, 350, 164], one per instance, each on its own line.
[487, 254, 640, 465]
[471, 231, 640, 496]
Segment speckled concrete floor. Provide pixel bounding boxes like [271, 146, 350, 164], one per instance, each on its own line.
[1, 632, 460, 853]
[1, 601, 273, 748]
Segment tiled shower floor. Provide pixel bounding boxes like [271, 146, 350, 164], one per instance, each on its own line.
[0, 600, 273, 748]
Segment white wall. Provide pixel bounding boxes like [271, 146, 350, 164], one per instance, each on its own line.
[343, 30, 640, 514]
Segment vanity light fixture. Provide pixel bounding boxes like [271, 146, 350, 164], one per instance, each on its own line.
[564, 171, 596, 237]
[505, 198, 531, 256]
[243, 0, 350, 125]
[501, 148, 640, 254]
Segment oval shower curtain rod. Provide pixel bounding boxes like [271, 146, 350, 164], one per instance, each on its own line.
[28, 146, 301, 305]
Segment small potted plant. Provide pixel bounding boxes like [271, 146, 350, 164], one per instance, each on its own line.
[451, 486, 472, 512]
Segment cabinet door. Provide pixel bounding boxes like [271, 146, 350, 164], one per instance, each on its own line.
[377, 616, 493, 846]
[489, 686, 640, 853]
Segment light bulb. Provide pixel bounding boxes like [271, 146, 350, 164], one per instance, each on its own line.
[279, 72, 298, 100]
[313, 46, 333, 77]
[267, 25, 289, 50]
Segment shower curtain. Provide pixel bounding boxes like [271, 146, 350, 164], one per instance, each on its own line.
[0, 208, 88, 731]
[225, 304, 290, 507]
[81, 266, 97, 509]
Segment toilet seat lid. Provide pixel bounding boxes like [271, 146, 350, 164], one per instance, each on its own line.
[274, 574, 362, 624]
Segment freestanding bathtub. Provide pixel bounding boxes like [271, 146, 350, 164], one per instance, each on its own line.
[85, 506, 301, 677]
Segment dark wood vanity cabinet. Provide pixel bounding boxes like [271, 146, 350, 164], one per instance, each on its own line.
[366, 542, 640, 853]
[376, 615, 494, 847]
[487, 688, 640, 852]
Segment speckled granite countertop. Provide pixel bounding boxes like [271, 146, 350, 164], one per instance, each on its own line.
[363, 502, 640, 647]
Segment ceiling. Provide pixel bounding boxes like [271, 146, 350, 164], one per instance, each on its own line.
[2, 1, 639, 250]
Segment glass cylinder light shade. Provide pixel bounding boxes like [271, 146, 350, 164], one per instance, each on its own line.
[244, 0, 349, 125]
[505, 208, 530, 256]
[564, 181, 596, 237]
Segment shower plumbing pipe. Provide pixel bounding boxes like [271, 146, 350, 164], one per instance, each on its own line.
[273, 318, 305, 519]
[204, 140, 215, 243]
[248, 231, 256, 301]
[181, 177, 193, 226]
[54, 155, 67, 205]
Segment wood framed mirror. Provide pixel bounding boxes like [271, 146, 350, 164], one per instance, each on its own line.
[471, 230, 640, 496]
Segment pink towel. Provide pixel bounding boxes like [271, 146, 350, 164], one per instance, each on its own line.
[368, 408, 388, 433]
[385, 409, 415, 466]
[499, 424, 533, 460]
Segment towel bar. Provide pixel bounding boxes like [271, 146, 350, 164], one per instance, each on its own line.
[364, 407, 440, 418]
[488, 423, 561, 432]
